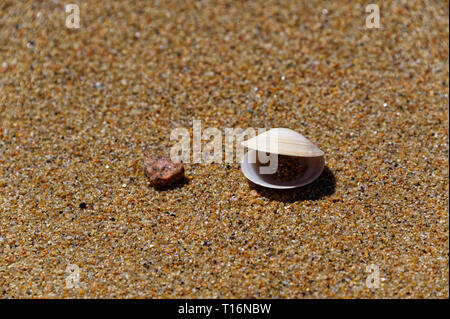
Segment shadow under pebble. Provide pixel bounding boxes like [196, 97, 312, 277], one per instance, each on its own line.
[248, 166, 336, 203]
[152, 177, 190, 191]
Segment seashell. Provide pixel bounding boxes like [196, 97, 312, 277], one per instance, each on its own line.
[242, 128, 324, 157]
[240, 128, 325, 189]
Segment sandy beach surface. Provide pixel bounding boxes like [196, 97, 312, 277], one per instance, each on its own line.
[0, 1, 448, 298]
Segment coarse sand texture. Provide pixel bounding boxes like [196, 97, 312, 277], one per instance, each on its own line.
[0, 1, 448, 298]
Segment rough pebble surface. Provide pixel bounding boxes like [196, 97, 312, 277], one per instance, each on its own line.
[0, 1, 448, 298]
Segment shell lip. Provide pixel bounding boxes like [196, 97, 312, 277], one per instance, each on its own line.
[241, 140, 325, 157]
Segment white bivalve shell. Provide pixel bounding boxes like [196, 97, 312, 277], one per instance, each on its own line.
[242, 128, 324, 157]
[240, 128, 325, 189]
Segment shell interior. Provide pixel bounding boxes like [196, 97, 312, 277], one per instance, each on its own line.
[241, 150, 325, 189]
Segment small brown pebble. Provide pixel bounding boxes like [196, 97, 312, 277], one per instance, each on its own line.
[144, 156, 184, 187]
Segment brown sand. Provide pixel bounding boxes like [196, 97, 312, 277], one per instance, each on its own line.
[0, 1, 448, 298]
